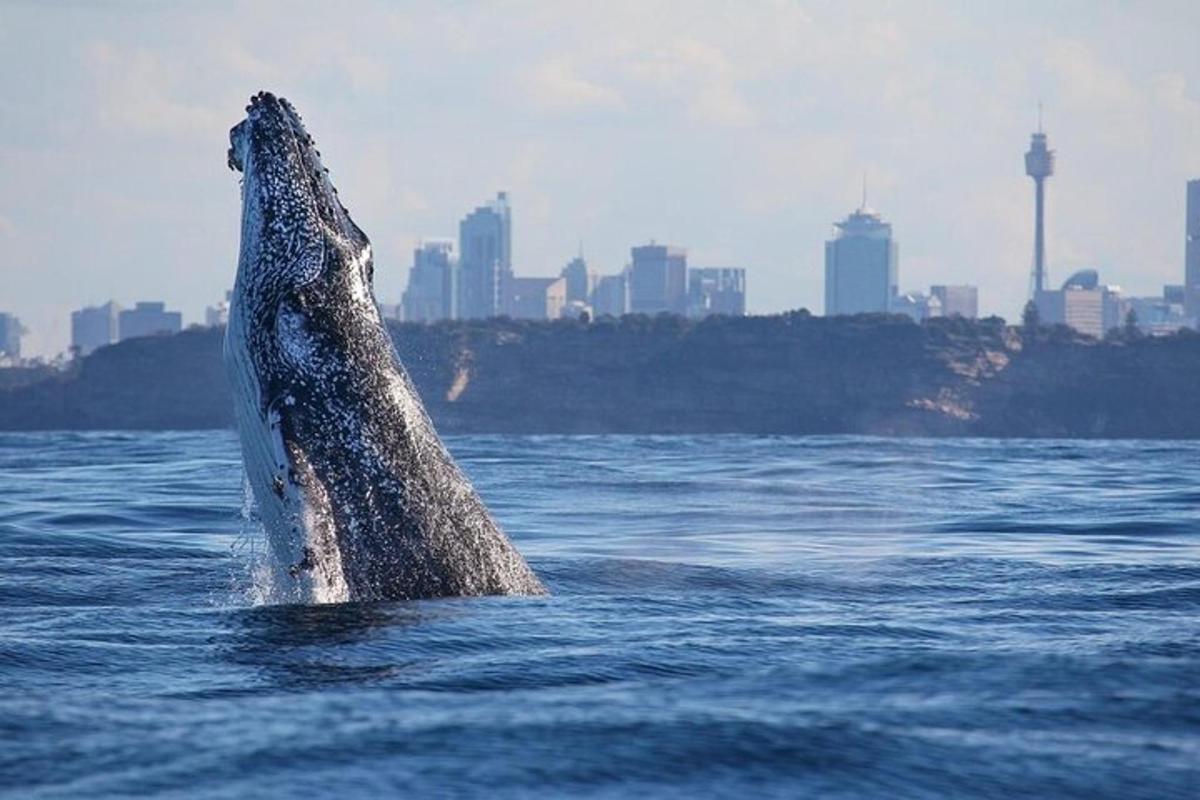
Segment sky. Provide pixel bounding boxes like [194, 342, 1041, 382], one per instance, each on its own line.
[1, 0, 1199, 357]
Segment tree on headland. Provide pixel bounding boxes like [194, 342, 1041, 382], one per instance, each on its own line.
[1123, 308, 1142, 340]
[1021, 300, 1040, 332]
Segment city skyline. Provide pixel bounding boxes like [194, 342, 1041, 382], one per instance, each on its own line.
[6, 164, 1196, 360]
[2, 2, 1199, 356]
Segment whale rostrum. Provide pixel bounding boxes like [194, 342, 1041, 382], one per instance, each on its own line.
[225, 92, 546, 603]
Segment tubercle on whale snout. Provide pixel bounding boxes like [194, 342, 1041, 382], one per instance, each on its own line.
[228, 91, 314, 172]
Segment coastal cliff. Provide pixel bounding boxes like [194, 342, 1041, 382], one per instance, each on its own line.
[1, 313, 1197, 437]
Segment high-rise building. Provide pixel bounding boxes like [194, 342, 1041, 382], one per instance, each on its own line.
[687, 268, 746, 317]
[71, 301, 121, 356]
[507, 277, 566, 320]
[824, 204, 897, 316]
[402, 240, 457, 322]
[118, 302, 182, 341]
[458, 191, 512, 319]
[1025, 118, 1055, 297]
[629, 243, 687, 315]
[930, 285, 979, 319]
[560, 256, 594, 305]
[0, 312, 23, 359]
[1185, 179, 1200, 321]
[591, 273, 628, 317]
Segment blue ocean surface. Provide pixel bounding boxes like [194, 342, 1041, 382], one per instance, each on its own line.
[1, 432, 1197, 799]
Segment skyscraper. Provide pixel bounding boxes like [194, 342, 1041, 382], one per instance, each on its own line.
[402, 240, 457, 322]
[458, 191, 512, 319]
[560, 256, 594, 305]
[824, 204, 897, 316]
[71, 301, 121, 355]
[629, 243, 687, 314]
[1185, 179, 1200, 321]
[591, 273, 628, 317]
[1025, 116, 1055, 297]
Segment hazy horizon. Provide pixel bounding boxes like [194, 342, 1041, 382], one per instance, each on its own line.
[2, 0, 1199, 357]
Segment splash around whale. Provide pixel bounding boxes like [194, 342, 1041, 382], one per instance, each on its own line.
[225, 91, 545, 603]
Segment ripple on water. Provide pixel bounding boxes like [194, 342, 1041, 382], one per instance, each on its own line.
[0, 433, 1198, 798]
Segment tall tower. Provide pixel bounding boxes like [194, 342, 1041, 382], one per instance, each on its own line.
[1024, 110, 1055, 296]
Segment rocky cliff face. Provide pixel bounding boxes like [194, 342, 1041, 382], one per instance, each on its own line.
[0, 314, 1196, 437]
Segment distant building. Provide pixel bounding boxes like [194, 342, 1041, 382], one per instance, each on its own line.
[560, 256, 595, 305]
[507, 277, 566, 320]
[118, 302, 182, 341]
[892, 291, 942, 322]
[591, 272, 628, 317]
[629, 243, 687, 315]
[403, 240, 457, 322]
[458, 192, 512, 319]
[687, 268, 746, 317]
[1035, 269, 1122, 338]
[1125, 295, 1187, 335]
[1025, 122, 1055, 295]
[825, 205, 898, 316]
[1113, 284, 1188, 335]
[205, 292, 231, 327]
[930, 285, 978, 319]
[71, 301, 121, 356]
[1101, 285, 1126, 333]
[1038, 288, 1101, 337]
[0, 312, 23, 359]
[1186, 179, 1200, 321]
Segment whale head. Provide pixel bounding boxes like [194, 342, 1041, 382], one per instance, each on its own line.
[228, 91, 371, 304]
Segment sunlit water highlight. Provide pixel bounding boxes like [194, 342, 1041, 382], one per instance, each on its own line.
[1, 432, 1198, 798]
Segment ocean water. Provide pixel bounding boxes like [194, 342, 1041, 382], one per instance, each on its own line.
[1, 432, 1198, 799]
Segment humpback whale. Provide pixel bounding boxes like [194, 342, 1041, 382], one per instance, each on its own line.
[225, 91, 545, 603]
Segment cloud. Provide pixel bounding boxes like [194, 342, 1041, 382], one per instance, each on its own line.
[1044, 38, 1138, 109]
[527, 58, 625, 112]
[1151, 72, 1200, 130]
[86, 42, 223, 140]
[623, 37, 757, 127]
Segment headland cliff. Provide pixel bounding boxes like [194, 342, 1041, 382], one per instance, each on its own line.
[1, 313, 1197, 438]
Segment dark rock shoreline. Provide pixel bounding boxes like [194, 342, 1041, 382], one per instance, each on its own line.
[2, 312, 1197, 438]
